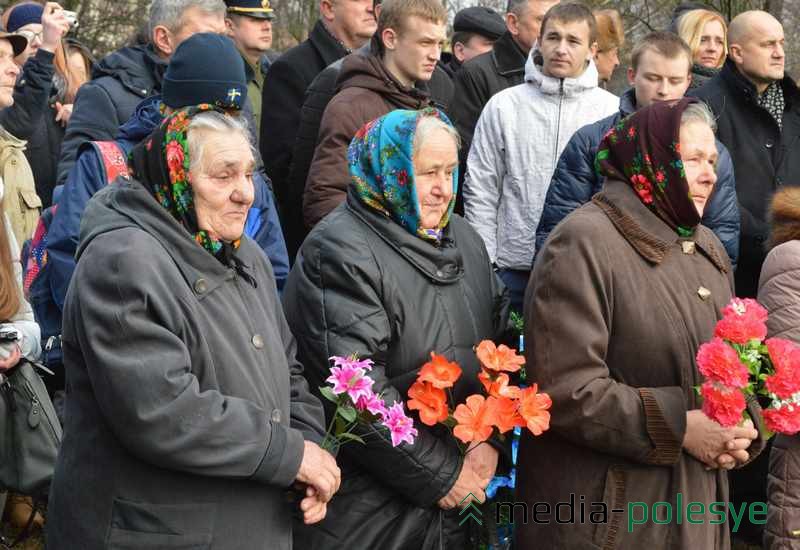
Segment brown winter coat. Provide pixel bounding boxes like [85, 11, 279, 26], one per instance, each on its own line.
[302, 37, 434, 228]
[759, 186, 800, 549]
[518, 179, 764, 550]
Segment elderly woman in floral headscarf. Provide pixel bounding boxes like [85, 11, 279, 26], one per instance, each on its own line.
[47, 105, 340, 550]
[516, 98, 763, 550]
[284, 108, 510, 549]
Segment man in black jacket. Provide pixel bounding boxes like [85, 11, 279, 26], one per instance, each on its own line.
[691, 10, 800, 299]
[449, 0, 559, 159]
[440, 6, 505, 79]
[259, 0, 376, 211]
[55, 0, 227, 185]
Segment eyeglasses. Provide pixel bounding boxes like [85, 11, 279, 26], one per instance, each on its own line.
[17, 29, 43, 44]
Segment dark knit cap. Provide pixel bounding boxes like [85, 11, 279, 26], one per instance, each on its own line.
[453, 7, 506, 40]
[161, 33, 248, 110]
[6, 3, 43, 33]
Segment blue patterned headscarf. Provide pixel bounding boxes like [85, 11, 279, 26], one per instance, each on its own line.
[348, 108, 458, 243]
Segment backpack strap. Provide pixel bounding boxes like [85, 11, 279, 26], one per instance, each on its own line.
[91, 141, 130, 185]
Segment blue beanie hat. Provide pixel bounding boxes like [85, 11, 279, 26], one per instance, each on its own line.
[7, 4, 43, 33]
[161, 33, 248, 111]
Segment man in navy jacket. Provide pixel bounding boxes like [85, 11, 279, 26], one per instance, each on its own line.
[536, 31, 740, 266]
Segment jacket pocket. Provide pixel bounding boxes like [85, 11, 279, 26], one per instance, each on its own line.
[106, 497, 215, 549]
[593, 464, 626, 550]
[18, 188, 42, 211]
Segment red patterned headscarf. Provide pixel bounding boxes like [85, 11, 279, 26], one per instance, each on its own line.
[595, 98, 702, 236]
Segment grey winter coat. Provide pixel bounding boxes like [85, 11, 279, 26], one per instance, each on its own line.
[47, 178, 326, 549]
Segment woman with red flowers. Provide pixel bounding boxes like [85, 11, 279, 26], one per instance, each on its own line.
[518, 98, 763, 550]
[758, 186, 800, 548]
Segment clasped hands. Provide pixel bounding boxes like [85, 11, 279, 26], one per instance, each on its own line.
[294, 441, 341, 524]
[438, 441, 499, 510]
[683, 410, 759, 471]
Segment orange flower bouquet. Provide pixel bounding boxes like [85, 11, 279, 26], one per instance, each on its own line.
[406, 340, 552, 448]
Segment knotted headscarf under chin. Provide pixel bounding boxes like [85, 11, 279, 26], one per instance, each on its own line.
[595, 97, 702, 236]
[348, 108, 458, 244]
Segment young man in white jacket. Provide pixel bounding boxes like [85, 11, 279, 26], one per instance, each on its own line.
[464, 2, 618, 310]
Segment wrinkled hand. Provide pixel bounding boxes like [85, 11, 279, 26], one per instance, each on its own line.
[464, 441, 499, 483]
[54, 102, 72, 126]
[712, 418, 757, 470]
[683, 410, 758, 469]
[438, 460, 489, 510]
[40, 3, 71, 53]
[0, 345, 21, 371]
[295, 441, 341, 503]
[298, 484, 328, 524]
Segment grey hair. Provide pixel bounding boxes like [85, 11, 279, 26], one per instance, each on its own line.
[506, 0, 530, 17]
[148, 0, 226, 37]
[186, 111, 255, 173]
[412, 116, 461, 158]
[681, 102, 717, 133]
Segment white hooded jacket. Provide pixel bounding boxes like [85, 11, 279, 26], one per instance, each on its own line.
[464, 48, 619, 270]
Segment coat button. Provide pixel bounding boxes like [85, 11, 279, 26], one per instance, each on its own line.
[766, 140, 774, 148]
[436, 270, 444, 277]
[271, 409, 281, 423]
[698, 286, 711, 301]
[252, 334, 264, 349]
[681, 241, 696, 254]
[193, 279, 208, 294]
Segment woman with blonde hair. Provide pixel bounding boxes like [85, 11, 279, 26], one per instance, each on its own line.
[677, 9, 728, 89]
[593, 9, 624, 86]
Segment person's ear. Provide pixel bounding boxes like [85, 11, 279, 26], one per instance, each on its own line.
[588, 40, 598, 60]
[382, 27, 398, 51]
[728, 43, 743, 65]
[627, 66, 635, 86]
[224, 17, 235, 36]
[152, 25, 175, 57]
[319, 0, 336, 23]
[453, 41, 466, 62]
[506, 12, 519, 37]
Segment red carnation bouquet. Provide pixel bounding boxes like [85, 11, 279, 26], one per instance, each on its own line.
[405, 340, 552, 448]
[697, 298, 800, 435]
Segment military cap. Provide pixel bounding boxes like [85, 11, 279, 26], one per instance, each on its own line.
[224, 0, 275, 20]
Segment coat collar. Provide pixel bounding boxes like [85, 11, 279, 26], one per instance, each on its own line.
[593, 179, 729, 272]
[345, 189, 465, 284]
[619, 87, 637, 117]
[719, 58, 800, 108]
[491, 31, 527, 77]
[309, 19, 350, 67]
[524, 46, 600, 97]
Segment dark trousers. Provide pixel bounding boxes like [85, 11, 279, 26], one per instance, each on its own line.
[498, 268, 531, 314]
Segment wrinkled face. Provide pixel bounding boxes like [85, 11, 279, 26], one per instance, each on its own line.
[333, 0, 377, 43]
[171, 7, 227, 51]
[539, 18, 595, 79]
[0, 40, 20, 108]
[680, 120, 718, 217]
[228, 14, 273, 54]
[731, 16, 784, 85]
[413, 127, 457, 229]
[629, 49, 692, 108]
[453, 34, 495, 64]
[189, 130, 255, 242]
[16, 23, 42, 65]
[508, 0, 560, 53]
[384, 17, 446, 85]
[696, 19, 726, 68]
[594, 46, 619, 81]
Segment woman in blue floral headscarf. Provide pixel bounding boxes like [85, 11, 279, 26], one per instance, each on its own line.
[284, 108, 511, 549]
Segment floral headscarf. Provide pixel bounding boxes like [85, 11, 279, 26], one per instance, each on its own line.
[131, 103, 240, 257]
[348, 108, 458, 243]
[596, 98, 702, 236]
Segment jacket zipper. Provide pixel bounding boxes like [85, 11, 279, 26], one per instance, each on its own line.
[553, 80, 564, 167]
